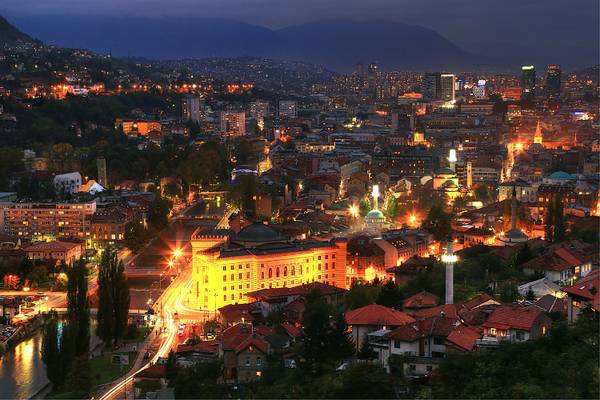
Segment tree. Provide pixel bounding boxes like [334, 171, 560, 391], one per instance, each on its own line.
[376, 279, 403, 309]
[147, 196, 171, 231]
[163, 181, 181, 199]
[359, 198, 371, 217]
[327, 312, 355, 362]
[345, 282, 379, 310]
[422, 205, 451, 241]
[515, 242, 534, 266]
[42, 314, 73, 388]
[97, 250, 115, 345]
[357, 337, 377, 360]
[475, 184, 490, 202]
[123, 220, 149, 251]
[97, 249, 130, 345]
[67, 259, 90, 356]
[385, 197, 398, 219]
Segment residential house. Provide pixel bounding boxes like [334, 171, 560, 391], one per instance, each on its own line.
[478, 305, 551, 347]
[371, 316, 459, 375]
[561, 269, 600, 323]
[23, 241, 83, 265]
[522, 242, 595, 285]
[345, 304, 415, 351]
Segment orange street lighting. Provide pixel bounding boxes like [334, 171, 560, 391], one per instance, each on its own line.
[409, 214, 417, 225]
[349, 204, 359, 218]
[173, 248, 182, 259]
[168, 260, 175, 268]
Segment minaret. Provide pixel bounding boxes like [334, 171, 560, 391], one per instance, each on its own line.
[448, 149, 457, 172]
[533, 120, 543, 145]
[441, 236, 457, 305]
[372, 184, 380, 210]
[511, 184, 518, 231]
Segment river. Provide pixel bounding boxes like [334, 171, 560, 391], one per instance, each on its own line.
[0, 331, 48, 400]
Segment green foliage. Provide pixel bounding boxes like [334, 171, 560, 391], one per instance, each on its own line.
[545, 194, 565, 243]
[422, 205, 451, 241]
[345, 281, 380, 310]
[42, 314, 73, 388]
[432, 311, 599, 399]
[376, 279, 403, 309]
[67, 259, 90, 356]
[171, 361, 227, 399]
[474, 184, 491, 201]
[147, 196, 172, 231]
[359, 198, 371, 217]
[123, 220, 150, 251]
[97, 249, 130, 345]
[300, 290, 355, 371]
[385, 196, 398, 219]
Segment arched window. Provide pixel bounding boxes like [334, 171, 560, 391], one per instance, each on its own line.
[261, 271, 265, 279]
[231, 274, 235, 281]
[276, 267, 280, 277]
[299, 266, 302, 274]
[291, 266, 295, 275]
[268, 269, 272, 278]
[284, 266, 288, 276]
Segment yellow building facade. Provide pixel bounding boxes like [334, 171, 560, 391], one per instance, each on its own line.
[191, 223, 347, 311]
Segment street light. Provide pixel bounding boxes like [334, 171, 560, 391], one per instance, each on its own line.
[349, 204, 359, 218]
[173, 248, 182, 259]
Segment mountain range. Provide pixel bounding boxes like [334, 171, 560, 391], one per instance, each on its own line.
[2, 14, 597, 72]
[2, 14, 480, 71]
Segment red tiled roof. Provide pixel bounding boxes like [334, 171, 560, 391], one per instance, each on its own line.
[463, 293, 498, 310]
[136, 364, 166, 380]
[176, 341, 219, 355]
[402, 291, 440, 309]
[386, 316, 457, 342]
[234, 335, 269, 355]
[446, 325, 481, 352]
[218, 303, 257, 323]
[279, 322, 301, 338]
[561, 270, 600, 310]
[345, 304, 415, 327]
[482, 306, 545, 331]
[23, 241, 80, 252]
[246, 282, 345, 301]
[413, 304, 459, 319]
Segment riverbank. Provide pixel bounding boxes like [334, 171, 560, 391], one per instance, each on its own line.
[0, 314, 44, 356]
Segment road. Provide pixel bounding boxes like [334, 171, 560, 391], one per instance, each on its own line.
[95, 266, 191, 400]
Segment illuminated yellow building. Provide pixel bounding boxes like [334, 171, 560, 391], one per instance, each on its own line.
[191, 223, 347, 311]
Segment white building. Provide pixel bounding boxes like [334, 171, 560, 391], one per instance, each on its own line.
[53, 172, 82, 195]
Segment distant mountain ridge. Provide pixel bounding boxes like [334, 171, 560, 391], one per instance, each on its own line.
[5, 14, 479, 72]
[0, 15, 38, 46]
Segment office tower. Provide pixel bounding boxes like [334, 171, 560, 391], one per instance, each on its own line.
[472, 79, 486, 99]
[96, 157, 107, 188]
[249, 101, 269, 121]
[367, 62, 377, 98]
[182, 95, 203, 123]
[440, 73, 456, 101]
[423, 72, 440, 100]
[546, 65, 561, 99]
[220, 111, 246, 136]
[521, 65, 536, 102]
[278, 100, 298, 119]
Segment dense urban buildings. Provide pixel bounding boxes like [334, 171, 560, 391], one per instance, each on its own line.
[0, 5, 597, 400]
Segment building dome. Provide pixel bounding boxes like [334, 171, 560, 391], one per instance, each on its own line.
[548, 171, 575, 181]
[435, 167, 455, 175]
[365, 209, 385, 222]
[233, 222, 288, 244]
[500, 228, 528, 245]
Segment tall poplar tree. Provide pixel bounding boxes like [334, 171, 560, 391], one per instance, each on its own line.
[67, 258, 90, 356]
[97, 249, 130, 345]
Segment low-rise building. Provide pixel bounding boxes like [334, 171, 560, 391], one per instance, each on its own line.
[23, 240, 83, 265]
